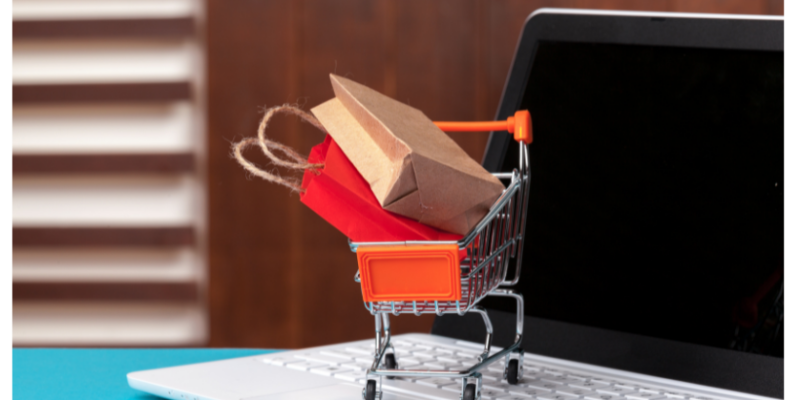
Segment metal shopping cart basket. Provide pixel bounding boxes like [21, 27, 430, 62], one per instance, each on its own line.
[349, 110, 532, 400]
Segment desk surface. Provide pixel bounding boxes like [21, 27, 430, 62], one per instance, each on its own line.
[13, 348, 279, 400]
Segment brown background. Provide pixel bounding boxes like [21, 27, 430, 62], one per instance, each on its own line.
[205, 0, 783, 349]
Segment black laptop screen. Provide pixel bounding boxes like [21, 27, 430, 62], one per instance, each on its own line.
[483, 42, 784, 357]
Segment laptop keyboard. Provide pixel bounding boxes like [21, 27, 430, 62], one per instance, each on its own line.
[262, 337, 730, 400]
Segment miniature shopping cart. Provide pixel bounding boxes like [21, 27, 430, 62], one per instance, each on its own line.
[350, 111, 532, 400]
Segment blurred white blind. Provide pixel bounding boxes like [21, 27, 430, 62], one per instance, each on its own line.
[12, 0, 206, 346]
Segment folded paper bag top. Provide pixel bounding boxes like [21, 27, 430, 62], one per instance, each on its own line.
[311, 74, 505, 235]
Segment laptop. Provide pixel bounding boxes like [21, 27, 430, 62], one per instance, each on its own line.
[128, 8, 784, 400]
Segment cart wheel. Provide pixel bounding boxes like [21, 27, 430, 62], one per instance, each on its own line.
[384, 353, 397, 379]
[506, 359, 519, 384]
[363, 379, 377, 400]
[384, 353, 397, 369]
[462, 383, 476, 400]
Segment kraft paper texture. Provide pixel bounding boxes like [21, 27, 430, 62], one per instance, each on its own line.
[311, 74, 504, 235]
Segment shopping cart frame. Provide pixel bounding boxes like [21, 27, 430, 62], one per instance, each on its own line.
[349, 114, 531, 400]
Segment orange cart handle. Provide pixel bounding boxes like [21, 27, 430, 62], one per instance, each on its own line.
[434, 110, 532, 144]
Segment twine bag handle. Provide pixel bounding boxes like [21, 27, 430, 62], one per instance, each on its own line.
[232, 105, 326, 193]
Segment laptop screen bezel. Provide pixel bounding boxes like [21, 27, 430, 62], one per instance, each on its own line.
[483, 9, 783, 173]
[432, 9, 784, 399]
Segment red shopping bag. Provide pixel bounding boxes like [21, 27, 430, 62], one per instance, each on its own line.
[300, 135, 462, 243]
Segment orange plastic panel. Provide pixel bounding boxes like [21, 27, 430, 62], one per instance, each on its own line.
[357, 244, 461, 302]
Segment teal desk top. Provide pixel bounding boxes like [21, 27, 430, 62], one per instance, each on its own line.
[13, 348, 280, 400]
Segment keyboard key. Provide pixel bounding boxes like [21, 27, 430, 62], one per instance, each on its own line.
[406, 355, 436, 363]
[286, 361, 326, 372]
[421, 360, 447, 369]
[548, 384, 579, 395]
[517, 376, 543, 384]
[542, 368, 567, 376]
[555, 387, 593, 397]
[294, 353, 345, 365]
[480, 388, 509, 399]
[452, 355, 480, 364]
[525, 380, 561, 391]
[441, 384, 463, 393]
[478, 373, 504, 383]
[319, 350, 355, 360]
[556, 392, 581, 400]
[524, 369, 550, 379]
[393, 362, 423, 370]
[481, 381, 509, 391]
[581, 394, 626, 400]
[550, 394, 582, 400]
[351, 354, 377, 364]
[433, 354, 462, 363]
[262, 356, 304, 366]
[415, 377, 458, 389]
[611, 382, 638, 390]
[533, 393, 579, 400]
[481, 370, 506, 381]
[662, 391, 691, 399]
[333, 370, 366, 383]
[526, 368, 547, 377]
[487, 363, 507, 373]
[567, 381, 609, 390]
[412, 343, 434, 351]
[595, 387, 637, 397]
[394, 349, 413, 357]
[344, 346, 373, 356]
[508, 386, 553, 397]
[565, 373, 591, 380]
[333, 361, 364, 371]
[381, 376, 459, 399]
[498, 394, 528, 399]
[637, 388, 664, 395]
[541, 375, 584, 385]
[310, 365, 356, 376]
[406, 362, 436, 371]
[627, 393, 669, 400]
[441, 362, 465, 370]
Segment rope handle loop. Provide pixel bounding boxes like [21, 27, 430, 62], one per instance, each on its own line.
[232, 105, 326, 193]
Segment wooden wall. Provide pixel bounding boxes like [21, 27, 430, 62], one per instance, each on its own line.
[205, 0, 783, 349]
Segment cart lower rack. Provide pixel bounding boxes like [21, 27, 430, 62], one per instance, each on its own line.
[349, 111, 532, 400]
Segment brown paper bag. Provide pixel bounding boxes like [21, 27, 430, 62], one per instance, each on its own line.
[311, 74, 505, 235]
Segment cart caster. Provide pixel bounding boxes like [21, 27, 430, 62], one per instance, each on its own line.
[384, 353, 397, 379]
[462, 383, 477, 400]
[363, 379, 377, 400]
[506, 359, 520, 384]
[384, 353, 397, 369]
